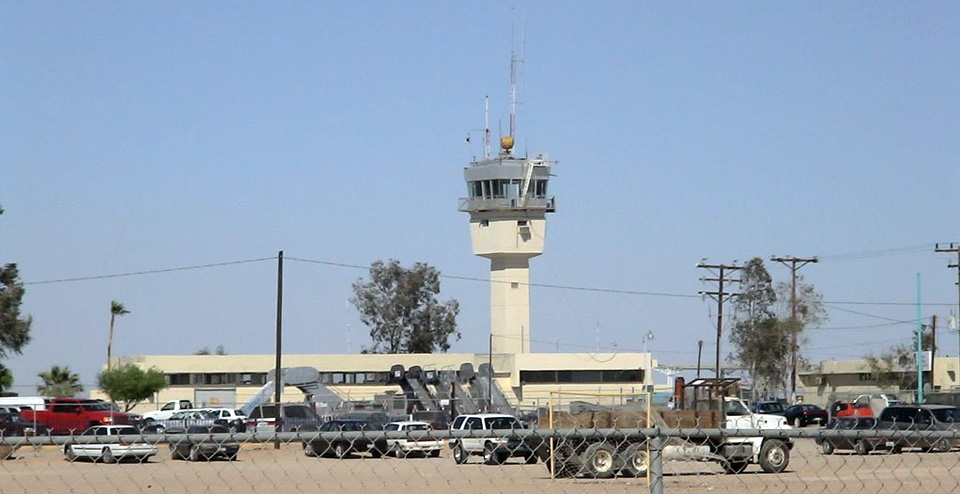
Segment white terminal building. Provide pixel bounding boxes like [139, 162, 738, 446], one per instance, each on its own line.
[94, 109, 656, 415]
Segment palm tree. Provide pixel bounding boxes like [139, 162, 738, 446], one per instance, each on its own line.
[37, 365, 83, 397]
[107, 300, 130, 370]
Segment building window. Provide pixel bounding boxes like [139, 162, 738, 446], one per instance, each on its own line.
[520, 369, 645, 384]
[167, 374, 191, 386]
[858, 373, 876, 382]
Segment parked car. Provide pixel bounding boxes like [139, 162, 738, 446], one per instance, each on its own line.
[834, 401, 873, 418]
[62, 426, 158, 463]
[21, 398, 133, 435]
[141, 400, 195, 422]
[449, 413, 537, 465]
[877, 404, 960, 452]
[0, 412, 49, 459]
[246, 404, 321, 433]
[749, 401, 786, 416]
[783, 404, 828, 427]
[0, 411, 48, 436]
[383, 421, 443, 457]
[817, 417, 899, 455]
[141, 410, 218, 434]
[169, 425, 239, 461]
[200, 408, 247, 432]
[302, 419, 387, 459]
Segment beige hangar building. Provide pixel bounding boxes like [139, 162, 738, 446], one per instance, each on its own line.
[98, 129, 658, 415]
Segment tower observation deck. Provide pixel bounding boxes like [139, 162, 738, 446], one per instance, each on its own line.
[459, 136, 556, 354]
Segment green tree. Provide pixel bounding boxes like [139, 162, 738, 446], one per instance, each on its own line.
[865, 326, 934, 391]
[0, 363, 12, 394]
[97, 364, 167, 412]
[106, 300, 130, 370]
[0, 264, 32, 359]
[350, 259, 460, 354]
[37, 365, 83, 397]
[774, 274, 827, 396]
[729, 258, 789, 398]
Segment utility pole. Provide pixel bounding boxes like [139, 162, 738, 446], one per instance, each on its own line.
[771, 255, 818, 401]
[935, 243, 960, 367]
[274, 250, 283, 450]
[697, 261, 741, 379]
[696, 340, 704, 378]
[929, 315, 937, 392]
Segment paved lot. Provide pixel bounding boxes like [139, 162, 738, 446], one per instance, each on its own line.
[1, 439, 959, 494]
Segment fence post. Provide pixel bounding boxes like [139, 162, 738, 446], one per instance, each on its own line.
[649, 433, 664, 494]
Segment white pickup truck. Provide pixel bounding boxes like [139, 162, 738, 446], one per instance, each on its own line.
[142, 400, 194, 422]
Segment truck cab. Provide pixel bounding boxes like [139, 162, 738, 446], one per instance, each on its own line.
[142, 400, 194, 422]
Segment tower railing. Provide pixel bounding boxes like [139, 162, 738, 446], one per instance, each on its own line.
[458, 196, 555, 213]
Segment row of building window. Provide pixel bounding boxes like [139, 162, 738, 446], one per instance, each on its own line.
[165, 372, 393, 387]
[520, 369, 645, 384]
[165, 369, 645, 387]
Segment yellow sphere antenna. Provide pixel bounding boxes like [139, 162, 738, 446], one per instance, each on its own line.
[500, 136, 515, 152]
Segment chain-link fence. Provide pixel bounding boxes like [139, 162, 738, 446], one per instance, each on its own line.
[3, 423, 960, 493]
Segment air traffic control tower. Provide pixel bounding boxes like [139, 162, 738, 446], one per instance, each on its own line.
[459, 134, 555, 355]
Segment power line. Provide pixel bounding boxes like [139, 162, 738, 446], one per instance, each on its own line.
[24, 257, 277, 285]
[20, 253, 955, 307]
[818, 243, 933, 261]
[287, 256, 701, 298]
[809, 319, 914, 331]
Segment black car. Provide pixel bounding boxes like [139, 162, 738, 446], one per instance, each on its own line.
[877, 405, 960, 452]
[817, 417, 898, 455]
[169, 425, 240, 461]
[303, 419, 388, 459]
[0, 412, 49, 437]
[783, 404, 829, 427]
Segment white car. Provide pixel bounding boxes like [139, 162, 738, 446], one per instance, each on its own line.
[201, 408, 248, 432]
[63, 426, 158, 463]
[384, 421, 443, 457]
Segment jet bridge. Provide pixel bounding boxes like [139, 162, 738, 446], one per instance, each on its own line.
[240, 367, 342, 417]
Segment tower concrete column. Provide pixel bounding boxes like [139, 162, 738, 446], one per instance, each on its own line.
[489, 256, 531, 354]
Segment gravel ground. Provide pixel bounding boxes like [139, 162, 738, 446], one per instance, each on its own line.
[1, 438, 959, 494]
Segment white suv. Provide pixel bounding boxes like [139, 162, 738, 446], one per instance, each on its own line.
[449, 413, 537, 465]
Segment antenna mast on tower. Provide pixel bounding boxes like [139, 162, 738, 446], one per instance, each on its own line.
[508, 23, 525, 141]
[484, 96, 491, 159]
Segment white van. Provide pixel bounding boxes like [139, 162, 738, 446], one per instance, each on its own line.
[0, 396, 48, 411]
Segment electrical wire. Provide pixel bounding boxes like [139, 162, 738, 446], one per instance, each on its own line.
[24, 257, 277, 285]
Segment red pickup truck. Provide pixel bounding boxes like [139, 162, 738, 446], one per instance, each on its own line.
[20, 398, 132, 434]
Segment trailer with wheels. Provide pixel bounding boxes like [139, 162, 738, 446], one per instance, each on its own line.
[541, 379, 793, 479]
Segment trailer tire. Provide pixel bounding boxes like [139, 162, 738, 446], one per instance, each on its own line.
[722, 460, 749, 474]
[545, 443, 579, 478]
[582, 442, 618, 478]
[619, 443, 649, 477]
[759, 439, 789, 473]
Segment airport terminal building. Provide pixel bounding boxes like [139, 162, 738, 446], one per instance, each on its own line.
[96, 351, 656, 415]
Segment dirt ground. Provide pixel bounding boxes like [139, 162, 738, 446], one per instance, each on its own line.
[1, 439, 959, 494]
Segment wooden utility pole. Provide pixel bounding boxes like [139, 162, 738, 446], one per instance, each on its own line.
[274, 250, 283, 450]
[770, 255, 818, 401]
[935, 243, 960, 366]
[697, 262, 741, 379]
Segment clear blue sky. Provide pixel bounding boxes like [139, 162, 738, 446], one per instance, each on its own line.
[2, 2, 958, 394]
